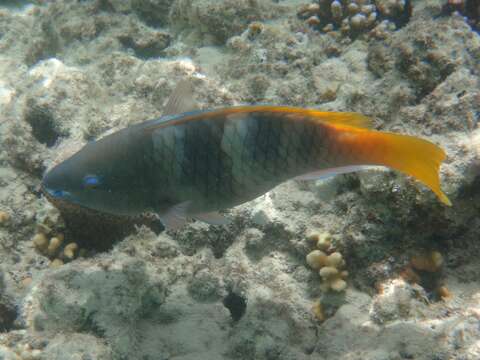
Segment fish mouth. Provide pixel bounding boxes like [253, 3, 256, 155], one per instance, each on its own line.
[41, 186, 71, 200]
[41, 166, 72, 200]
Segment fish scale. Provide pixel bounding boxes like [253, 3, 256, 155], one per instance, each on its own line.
[152, 109, 449, 215]
[154, 113, 294, 211]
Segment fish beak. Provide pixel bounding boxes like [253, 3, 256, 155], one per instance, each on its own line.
[42, 186, 70, 199]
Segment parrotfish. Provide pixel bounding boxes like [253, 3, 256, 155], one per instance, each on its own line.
[41, 81, 451, 229]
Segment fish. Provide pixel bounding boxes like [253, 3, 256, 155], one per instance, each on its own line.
[41, 81, 451, 230]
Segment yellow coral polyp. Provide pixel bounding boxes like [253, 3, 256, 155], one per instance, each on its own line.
[325, 252, 344, 268]
[411, 250, 443, 273]
[319, 266, 339, 280]
[330, 278, 347, 292]
[437, 286, 452, 301]
[63, 242, 79, 259]
[316, 232, 332, 251]
[47, 236, 63, 257]
[305, 232, 348, 292]
[306, 250, 327, 270]
[32, 233, 49, 253]
[49, 259, 64, 268]
[0, 211, 10, 224]
[311, 300, 326, 322]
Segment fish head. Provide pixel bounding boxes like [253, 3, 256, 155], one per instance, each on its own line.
[42, 157, 103, 205]
[41, 135, 145, 216]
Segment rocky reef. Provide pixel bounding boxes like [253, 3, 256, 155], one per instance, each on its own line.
[0, 0, 479, 359]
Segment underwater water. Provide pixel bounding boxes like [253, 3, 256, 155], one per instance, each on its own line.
[0, 0, 479, 359]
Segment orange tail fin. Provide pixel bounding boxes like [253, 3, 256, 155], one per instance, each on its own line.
[346, 130, 451, 206]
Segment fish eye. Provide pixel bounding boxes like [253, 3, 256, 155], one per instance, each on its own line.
[83, 174, 101, 188]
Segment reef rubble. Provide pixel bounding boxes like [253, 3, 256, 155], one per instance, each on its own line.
[0, 0, 479, 359]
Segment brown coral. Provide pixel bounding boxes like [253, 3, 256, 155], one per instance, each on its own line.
[443, 0, 480, 30]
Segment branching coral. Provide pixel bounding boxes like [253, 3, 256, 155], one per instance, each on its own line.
[443, 0, 480, 31]
[32, 222, 82, 267]
[400, 250, 451, 301]
[306, 232, 348, 292]
[298, 0, 412, 37]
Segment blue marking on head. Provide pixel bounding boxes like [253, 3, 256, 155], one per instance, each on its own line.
[52, 189, 66, 198]
[83, 174, 101, 188]
[45, 188, 71, 199]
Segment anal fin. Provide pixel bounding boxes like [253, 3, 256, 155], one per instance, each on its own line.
[294, 165, 372, 181]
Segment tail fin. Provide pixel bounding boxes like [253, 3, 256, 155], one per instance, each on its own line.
[353, 131, 451, 206]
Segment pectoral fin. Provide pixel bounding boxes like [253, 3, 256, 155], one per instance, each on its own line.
[158, 201, 191, 230]
[194, 211, 231, 226]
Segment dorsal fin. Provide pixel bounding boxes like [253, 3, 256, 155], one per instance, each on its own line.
[162, 80, 199, 116]
[310, 111, 374, 129]
[144, 106, 374, 134]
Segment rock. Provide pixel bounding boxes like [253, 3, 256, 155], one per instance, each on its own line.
[0, 0, 478, 359]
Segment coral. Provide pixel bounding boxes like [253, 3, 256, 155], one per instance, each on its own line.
[437, 285, 452, 300]
[0, 211, 10, 225]
[11, 344, 42, 360]
[49, 259, 64, 268]
[62, 242, 79, 260]
[308, 231, 333, 252]
[443, 0, 480, 31]
[306, 250, 328, 269]
[411, 250, 443, 273]
[299, 0, 412, 37]
[376, 0, 410, 24]
[32, 233, 48, 253]
[311, 299, 326, 322]
[32, 221, 83, 266]
[46, 235, 63, 258]
[400, 250, 448, 301]
[306, 232, 348, 292]
[170, 0, 288, 44]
